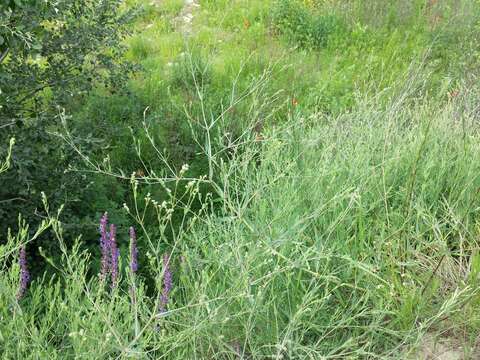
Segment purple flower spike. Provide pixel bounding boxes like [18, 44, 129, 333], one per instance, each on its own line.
[159, 253, 172, 313]
[99, 212, 110, 282]
[129, 227, 138, 273]
[16, 246, 30, 300]
[110, 224, 119, 289]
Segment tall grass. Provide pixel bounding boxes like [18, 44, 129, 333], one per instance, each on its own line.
[3, 64, 480, 357]
[3, 0, 480, 357]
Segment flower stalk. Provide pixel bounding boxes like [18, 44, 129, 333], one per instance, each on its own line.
[16, 246, 30, 300]
[110, 224, 119, 289]
[159, 253, 172, 313]
[99, 212, 110, 283]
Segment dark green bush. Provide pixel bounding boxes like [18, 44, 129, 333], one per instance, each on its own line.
[0, 0, 136, 266]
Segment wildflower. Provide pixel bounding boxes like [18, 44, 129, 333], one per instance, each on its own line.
[16, 246, 30, 300]
[110, 223, 119, 289]
[448, 89, 459, 99]
[159, 254, 172, 313]
[129, 227, 138, 273]
[99, 212, 110, 282]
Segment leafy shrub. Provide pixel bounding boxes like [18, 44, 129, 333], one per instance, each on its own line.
[0, 0, 136, 265]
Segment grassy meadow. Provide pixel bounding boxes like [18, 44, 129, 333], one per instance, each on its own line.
[2, 0, 480, 358]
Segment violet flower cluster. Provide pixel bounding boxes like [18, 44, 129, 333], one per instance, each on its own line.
[16, 246, 30, 300]
[110, 224, 119, 289]
[99, 212, 110, 283]
[98, 212, 141, 290]
[129, 227, 138, 274]
[159, 253, 172, 313]
[98, 213, 130, 289]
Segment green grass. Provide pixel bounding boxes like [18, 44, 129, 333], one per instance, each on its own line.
[3, 0, 480, 358]
[4, 80, 480, 358]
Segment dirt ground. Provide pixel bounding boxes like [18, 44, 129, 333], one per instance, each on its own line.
[409, 334, 479, 360]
